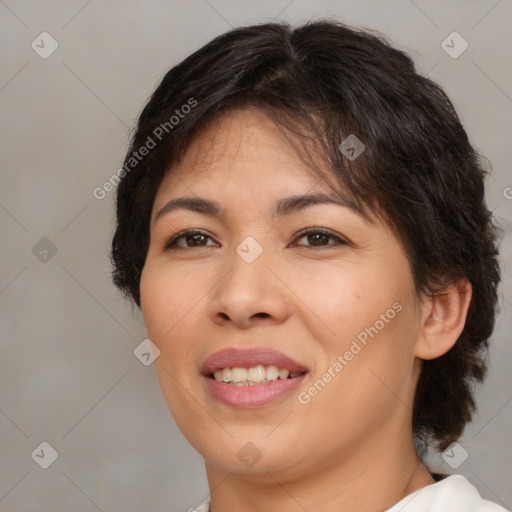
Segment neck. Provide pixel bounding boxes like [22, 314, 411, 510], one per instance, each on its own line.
[205, 430, 435, 512]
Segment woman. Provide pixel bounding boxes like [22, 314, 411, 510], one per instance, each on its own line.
[111, 20, 507, 512]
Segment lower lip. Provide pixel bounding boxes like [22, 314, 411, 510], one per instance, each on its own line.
[203, 375, 307, 408]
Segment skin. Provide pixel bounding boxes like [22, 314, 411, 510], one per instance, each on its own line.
[140, 108, 472, 512]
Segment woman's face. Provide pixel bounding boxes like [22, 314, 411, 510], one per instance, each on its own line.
[140, 108, 425, 479]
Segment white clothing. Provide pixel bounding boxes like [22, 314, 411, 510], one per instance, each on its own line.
[386, 474, 508, 511]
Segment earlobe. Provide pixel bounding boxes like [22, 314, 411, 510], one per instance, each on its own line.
[415, 279, 472, 360]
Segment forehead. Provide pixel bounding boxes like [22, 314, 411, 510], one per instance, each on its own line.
[157, 107, 335, 194]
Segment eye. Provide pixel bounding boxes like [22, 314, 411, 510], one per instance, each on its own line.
[164, 230, 218, 250]
[292, 227, 348, 248]
[164, 227, 347, 250]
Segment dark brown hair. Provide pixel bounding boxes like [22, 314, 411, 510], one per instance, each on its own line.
[111, 20, 501, 451]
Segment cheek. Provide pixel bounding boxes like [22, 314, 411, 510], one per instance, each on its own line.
[288, 261, 402, 348]
[139, 261, 217, 394]
[140, 261, 203, 341]
[295, 261, 420, 401]
[140, 264, 204, 414]
[305, 300, 419, 426]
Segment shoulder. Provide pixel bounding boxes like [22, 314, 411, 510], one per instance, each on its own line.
[435, 475, 508, 511]
[386, 474, 509, 512]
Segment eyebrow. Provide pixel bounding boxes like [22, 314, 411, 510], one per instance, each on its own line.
[153, 192, 368, 226]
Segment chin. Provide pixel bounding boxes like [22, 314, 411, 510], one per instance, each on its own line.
[192, 428, 306, 478]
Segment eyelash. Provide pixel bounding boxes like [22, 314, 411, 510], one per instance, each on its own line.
[164, 227, 348, 250]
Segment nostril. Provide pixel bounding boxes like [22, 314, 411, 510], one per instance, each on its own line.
[254, 312, 270, 318]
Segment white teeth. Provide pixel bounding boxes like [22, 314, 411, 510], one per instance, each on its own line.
[231, 367, 248, 383]
[278, 368, 290, 380]
[247, 365, 265, 383]
[212, 365, 303, 385]
[266, 365, 279, 380]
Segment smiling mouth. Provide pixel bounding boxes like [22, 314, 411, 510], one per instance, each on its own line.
[210, 365, 307, 386]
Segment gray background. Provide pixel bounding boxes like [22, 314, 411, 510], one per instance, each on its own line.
[1, 1, 511, 511]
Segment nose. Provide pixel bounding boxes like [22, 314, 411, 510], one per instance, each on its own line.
[209, 244, 290, 329]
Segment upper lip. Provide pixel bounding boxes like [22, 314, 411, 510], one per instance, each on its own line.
[201, 348, 309, 376]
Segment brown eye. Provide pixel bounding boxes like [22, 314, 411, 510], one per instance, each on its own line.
[184, 233, 208, 246]
[165, 230, 217, 250]
[294, 228, 347, 248]
[306, 232, 330, 246]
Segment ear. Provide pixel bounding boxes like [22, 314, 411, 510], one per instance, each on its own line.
[415, 279, 472, 360]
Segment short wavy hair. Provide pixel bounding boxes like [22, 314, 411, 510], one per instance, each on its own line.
[111, 20, 501, 451]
